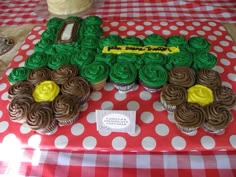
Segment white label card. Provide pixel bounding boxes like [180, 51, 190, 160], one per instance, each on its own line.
[96, 110, 136, 134]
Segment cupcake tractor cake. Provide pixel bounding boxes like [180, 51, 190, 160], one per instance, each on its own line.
[6, 15, 235, 136]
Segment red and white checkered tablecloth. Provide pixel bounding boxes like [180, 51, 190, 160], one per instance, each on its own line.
[0, 149, 236, 177]
[0, 0, 236, 26]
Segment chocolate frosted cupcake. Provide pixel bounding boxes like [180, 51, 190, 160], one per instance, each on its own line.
[8, 81, 34, 100]
[168, 66, 195, 88]
[214, 86, 236, 109]
[81, 61, 109, 91]
[51, 64, 78, 85]
[61, 76, 91, 105]
[8, 67, 31, 84]
[139, 64, 168, 92]
[203, 103, 233, 134]
[196, 68, 221, 89]
[8, 94, 34, 123]
[109, 62, 137, 92]
[160, 84, 187, 112]
[52, 94, 80, 126]
[27, 67, 51, 85]
[27, 102, 58, 134]
[174, 102, 206, 135]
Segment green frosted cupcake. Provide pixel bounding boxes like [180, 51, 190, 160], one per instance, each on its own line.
[117, 53, 143, 70]
[70, 50, 95, 69]
[81, 37, 99, 50]
[83, 25, 103, 39]
[143, 34, 167, 46]
[139, 64, 168, 92]
[95, 53, 117, 66]
[167, 35, 187, 50]
[141, 53, 167, 65]
[8, 67, 31, 84]
[34, 37, 54, 53]
[99, 35, 123, 49]
[122, 37, 143, 46]
[25, 52, 49, 69]
[192, 52, 217, 71]
[46, 17, 64, 30]
[48, 54, 70, 70]
[186, 36, 210, 53]
[83, 16, 103, 26]
[165, 51, 192, 71]
[81, 61, 110, 90]
[109, 62, 137, 92]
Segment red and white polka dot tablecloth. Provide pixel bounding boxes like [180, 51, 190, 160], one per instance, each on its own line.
[0, 20, 236, 153]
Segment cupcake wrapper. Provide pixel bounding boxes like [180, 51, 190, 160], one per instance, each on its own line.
[57, 113, 80, 126]
[114, 82, 136, 92]
[176, 123, 198, 135]
[36, 119, 58, 135]
[202, 123, 225, 135]
[143, 86, 161, 93]
[160, 96, 176, 112]
[91, 77, 107, 91]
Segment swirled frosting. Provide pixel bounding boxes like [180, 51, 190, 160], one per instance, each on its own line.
[166, 51, 192, 71]
[25, 52, 49, 69]
[167, 35, 187, 47]
[51, 65, 78, 85]
[109, 62, 137, 84]
[70, 50, 95, 68]
[161, 84, 187, 110]
[8, 67, 31, 84]
[214, 86, 236, 109]
[139, 64, 168, 87]
[8, 81, 34, 100]
[168, 66, 195, 87]
[27, 67, 51, 85]
[174, 102, 206, 128]
[61, 76, 91, 104]
[83, 25, 103, 38]
[83, 15, 103, 26]
[95, 53, 116, 66]
[122, 37, 143, 46]
[205, 103, 232, 130]
[186, 36, 210, 53]
[141, 53, 167, 65]
[48, 54, 70, 70]
[8, 94, 34, 123]
[196, 68, 221, 89]
[99, 35, 123, 49]
[192, 52, 217, 71]
[33, 80, 60, 102]
[81, 61, 109, 83]
[52, 94, 80, 125]
[81, 37, 99, 50]
[143, 34, 167, 46]
[187, 84, 214, 106]
[27, 102, 57, 134]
